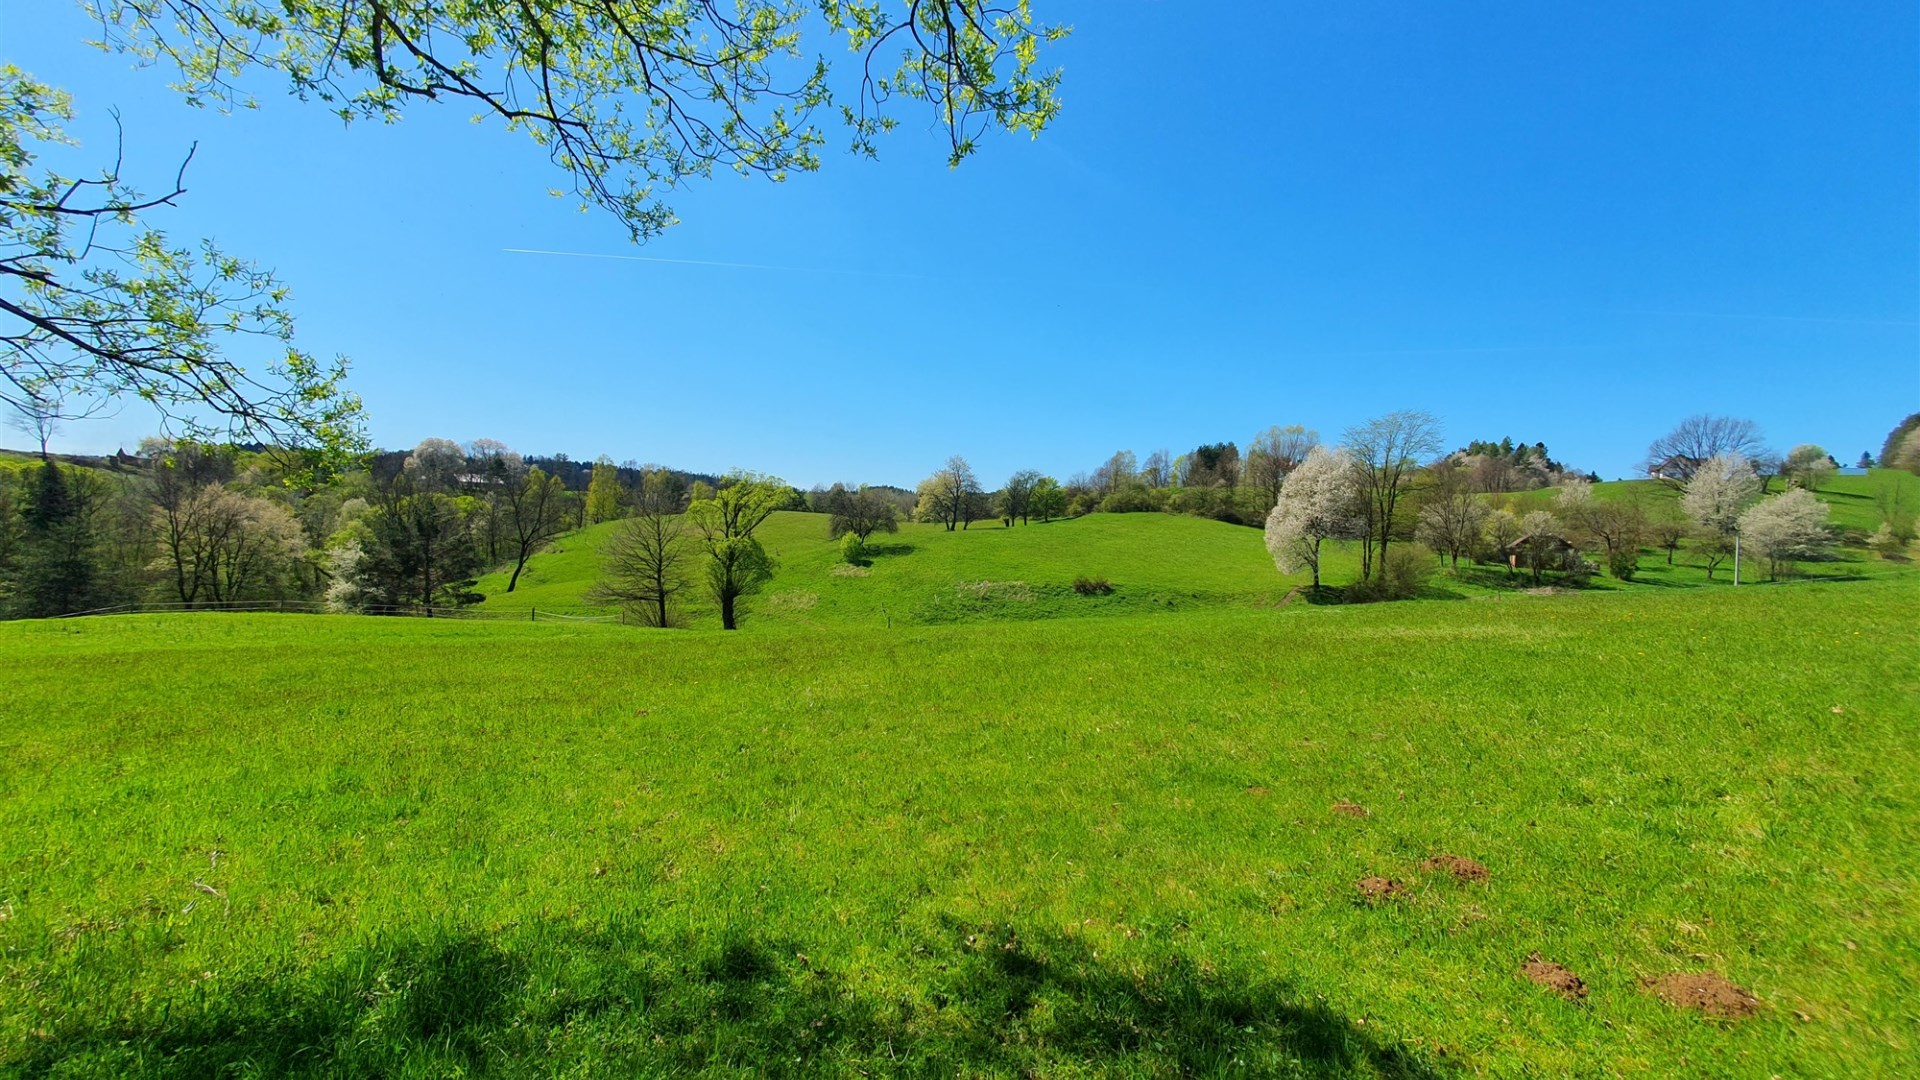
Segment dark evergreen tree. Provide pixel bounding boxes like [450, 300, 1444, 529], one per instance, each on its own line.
[8, 461, 102, 617]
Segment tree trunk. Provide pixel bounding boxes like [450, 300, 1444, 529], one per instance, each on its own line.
[720, 591, 737, 630]
[507, 552, 527, 592]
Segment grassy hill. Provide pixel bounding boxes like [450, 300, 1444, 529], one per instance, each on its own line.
[2, 579, 1914, 1075]
[474, 472, 1920, 629]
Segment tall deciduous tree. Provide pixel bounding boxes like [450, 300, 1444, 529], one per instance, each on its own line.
[591, 470, 689, 627]
[1029, 476, 1066, 522]
[999, 470, 1043, 525]
[688, 472, 786, 630]
[1643, 415, 1768, 483]
[1263, 446, 1362, 589]
[1343, 410, 1443, 581]
[1245, 425, 1319, 510]
[915, 456, 983, 530]
[584, 457, 623, 524]
[1414, 462, 1486, 570]
[503, 466, 570, 592]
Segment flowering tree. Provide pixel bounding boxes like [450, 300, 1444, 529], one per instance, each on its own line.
[1737, 489, 1832, 580]
[1263, 446, 1362, 589]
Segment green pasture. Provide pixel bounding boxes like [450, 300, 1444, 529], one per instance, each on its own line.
[2, 578, 1915, 1076]
[474, 470, 1919, 630]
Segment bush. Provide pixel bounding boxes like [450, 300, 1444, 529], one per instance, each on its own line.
[1607, 547, 1639, 581]
[1871, 522, 1909, 559]
[1072, 576, 1114, 596]
[1098, 486, 1164, 514]
[839, 532, 868, 565]
[1348, 545, 1432, 602]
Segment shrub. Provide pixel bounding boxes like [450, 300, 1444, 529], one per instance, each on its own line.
[1870, 522, 1908, 559]
[1607, 546, 1639, 581]
[1072, 576, 1114, 596]
[839, 532, 868, 565]
[1098, 486, 1164, 514]
[1349, 545, 1432, 602]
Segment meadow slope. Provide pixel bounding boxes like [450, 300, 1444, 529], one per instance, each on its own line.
[472, 469, 1919, 629]
[2, 579, 1915, 1076]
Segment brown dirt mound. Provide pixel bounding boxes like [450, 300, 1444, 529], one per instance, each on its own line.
[1246, 785, 1270, 796]
[1355, 876, 1406, 902]
[1420, 854, 1489, 882]
[1521, 953, 1588, 1000]
[1331, 800, 1370, 818]
[1645, 972, 1759, 1019]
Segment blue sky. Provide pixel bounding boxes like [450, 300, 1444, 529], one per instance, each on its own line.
[9, 1, 1917, 485]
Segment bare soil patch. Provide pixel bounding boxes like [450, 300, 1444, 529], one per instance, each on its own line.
[1245, 785, 1270, 796]
[1645, 972, 1759, 1019]
[1331, 800, 1369, 818]
[1355, 876, 1406, 903]
[1521, 953, 1588, 1001]
[1420, 854, 1489, 882]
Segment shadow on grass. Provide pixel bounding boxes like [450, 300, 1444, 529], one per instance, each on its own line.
[860, 540, 918, 558]
[14, 920, 1449, 1078]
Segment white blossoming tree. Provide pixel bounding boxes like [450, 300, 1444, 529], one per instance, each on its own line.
[1264, 446, 1362, 589]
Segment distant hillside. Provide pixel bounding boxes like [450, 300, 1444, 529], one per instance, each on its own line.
[473, 475, 1918, 630]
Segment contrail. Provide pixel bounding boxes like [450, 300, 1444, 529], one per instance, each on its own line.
[1618, 307, 1919, 328]
[503, 247, 933, 279]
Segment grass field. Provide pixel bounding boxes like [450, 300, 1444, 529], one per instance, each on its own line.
[3, 575, 1916, 1076]
[473, 470, 1920, 630]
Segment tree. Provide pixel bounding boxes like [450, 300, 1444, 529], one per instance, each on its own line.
[997, 470, 1043, 525]
[1643, 415, 1768, 483]
[1185, 442, 1240, 489]
[1857, 452, 1876, 470]
[465, 438, 525, 562]
[825, 484, 900, 541]
[1889, 427, 1920, 476]
[1513, 510, 1568, 585]
[93, 3, 1067, 243]
[687, 472, 786, 630]
[5, 458, 104, 617]
[915, 456, 983, 530]
[349, 472, 483, 611]
[1139, 450, 1172, 490]
[403, 438, 467, 493]
[1029, 476, 1066, 522]
[1648, 502, 1687, 566]
[1343, 410, 1443, 581]
[1482, 506, 1523, 576]
[1245, 425, 1319, 510]
[149, 483, 307, 603]
[1737, 488, 1833, 580]
[1263, 446, 1362, 589]
[502, 466, 570, 592]
[1557, 481, 1645, 580]
[1414, 463, 1486, 570]
[583, 457, 623, 524]
[1880, 413, 1920, 469]
[1682, 453, 1759, 580]
[1783, 444, 1835, 491]
[590, 470, 689, 627]
[1, 69, 363, 464]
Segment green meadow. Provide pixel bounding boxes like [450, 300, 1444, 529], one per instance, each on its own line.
[475, 471, 1919, 629]
[3, 546, 1916, 1075]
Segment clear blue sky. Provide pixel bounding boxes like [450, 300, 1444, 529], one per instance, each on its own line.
[10, 1, 1917, 485]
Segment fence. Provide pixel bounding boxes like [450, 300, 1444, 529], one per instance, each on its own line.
[49, 600, 630, 623]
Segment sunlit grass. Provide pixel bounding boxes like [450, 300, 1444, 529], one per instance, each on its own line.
[3, 577, 1915, 1075]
